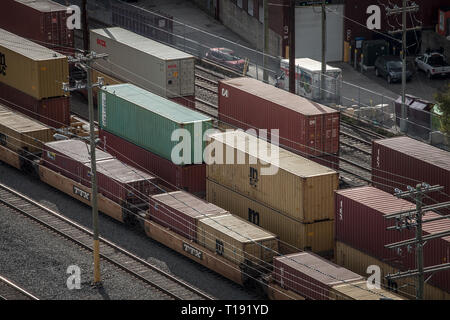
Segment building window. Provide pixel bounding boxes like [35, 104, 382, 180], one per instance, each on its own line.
[237, 0, 243, 8]
[259, 3, 263, 23]
[248, 0, 254, 16]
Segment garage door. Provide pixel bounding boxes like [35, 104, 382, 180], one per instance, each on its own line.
[295, 5, 344, 62]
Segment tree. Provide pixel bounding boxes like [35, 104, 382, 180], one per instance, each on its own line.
[435, 85, 450, 136]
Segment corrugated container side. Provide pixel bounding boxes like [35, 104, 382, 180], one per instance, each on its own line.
[98, 85, 211, 162]
[99, 129, 206, 195]
[197, 213, 279, 266]
[330, 281, 404, 300]
[206, 131, 338, 223]
[149, 191, 228, 241]
[218, 77, 340, 157]
[372, 137, 450, 215]
[335, 186, 450, 292]
[0, 0, 74, 55]
[206, 179, 334, 255]
[0, 106, 53, 153]
[335, 241, 450, 300]
[169, 95, 196, 110]
[0, 73, 70, 128]
[0, 29, 69, 100]
[272, 252, 364, 300]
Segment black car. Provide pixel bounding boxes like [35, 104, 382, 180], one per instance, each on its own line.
[374, 56, 413, 83]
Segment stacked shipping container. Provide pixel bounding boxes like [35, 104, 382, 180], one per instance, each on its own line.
[218, 77, 340, 168]
[0, 28, 70, 128]
[205, 131, 338, 255]
[272, 252, 403, 300]
[90, 27, 195, 109]
[0, 0, 74, 55]
[335, 186, 450, 294]
[372, 136, 450, 215]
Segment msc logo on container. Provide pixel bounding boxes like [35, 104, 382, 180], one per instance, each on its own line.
[0, 52, 7, 76]
[221, 88, 229, 98]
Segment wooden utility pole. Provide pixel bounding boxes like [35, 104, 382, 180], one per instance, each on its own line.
[82, 0, 89, 51]
[263, 0, 269, 82]
[321, 0, 326, 101]
[289, 0, 295, 94]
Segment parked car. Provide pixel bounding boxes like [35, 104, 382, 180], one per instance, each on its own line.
[374, 56, 413, 83]
[205, 47, 245, 72]
[415, 52, 450, 79]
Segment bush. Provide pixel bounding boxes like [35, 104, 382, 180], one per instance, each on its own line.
[435, 85, 450, 135]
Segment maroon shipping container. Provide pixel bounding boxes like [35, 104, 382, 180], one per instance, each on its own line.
[99, 129, 206, 195]
[372, 137, 450, 214]
[273, 252, 364, 300]
[84, 159, 160, 206]
[218, 77, 340, 157]
[0, 0, 74, 55]
[335, 186, 450, 292]
[169, 95, 196, 110]
[0, 81, 70, 128]
[149, 191, 228, 241]
[42, 139, 112, 184]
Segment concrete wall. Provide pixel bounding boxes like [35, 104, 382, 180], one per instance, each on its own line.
[190, 0, 216, 16]
[218, 0, 282, 57]
[422, 30, 450, 61]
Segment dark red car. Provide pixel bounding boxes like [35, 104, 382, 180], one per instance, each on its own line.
[205, 47, 245, 71]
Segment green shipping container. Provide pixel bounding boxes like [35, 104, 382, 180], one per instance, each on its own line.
[98, 84, 212, 164]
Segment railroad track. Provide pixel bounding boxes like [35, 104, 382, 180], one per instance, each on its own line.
[0, 275, 39, 300]
[0, 183, 213, 301]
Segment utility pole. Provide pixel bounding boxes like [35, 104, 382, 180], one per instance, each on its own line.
[289, 0, 295, 94]
[63, 52, 108, 285]
[82, 0, 89, 51]
[263, 0, 269, 82]
[384, 184, 450, 300]
[321, 0, 326, 101]
[386, 1, 421, 133]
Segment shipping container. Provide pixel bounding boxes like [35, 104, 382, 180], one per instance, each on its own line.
[206, 131, 338, 223]
[85, 158, 160, 206]
[272, 252, 363, 300]
[0, 28, 69, 100]
[42, 139, 112, 184]
[330, 280, 404, 300]
[335, 186, 450, 292]
[0, 0, 74, 55]
[149, 191, 228, 241]
[90, 27, 194, 99]
[99, 129, 206, 195]
[0, 104, 53, 153]
[197, 213, 279, 267]
[207, 179, 334, 255]
[336, 241, 450, 300]
[0, 81, 70, 128]
[218, 77, 340, 157]
[372, 136, 450, 214]
[98, 84, 212, 163]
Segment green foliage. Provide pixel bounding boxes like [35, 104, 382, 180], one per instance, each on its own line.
[435, 85, 450, 135]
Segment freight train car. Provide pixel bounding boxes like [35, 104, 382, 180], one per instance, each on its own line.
[218, 77, 340, 166]
[372, 136, 450, 215]
[0, 0, 74, 55]
[90, 27, 195, 109]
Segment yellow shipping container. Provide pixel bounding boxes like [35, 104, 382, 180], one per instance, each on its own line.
[0, 28, 69, 100]
[331, 281, 404, 300]
[91, 68, 122, 97]
[206, 131, 338, 223]
[335, 241, 450, 300]
[0, 104, 53, 153]
[197, 213, 279, 267]
[206, 179, 334, 255]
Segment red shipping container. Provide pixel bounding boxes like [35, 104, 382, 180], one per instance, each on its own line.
[42, 139, 112, 184]
[149, 191, 228, 241]
[335, 186, 450, 293]
[273, 252, 364, 300]
[218, 77, 340, 157]
[0, 0, 74, 55]
[169, 95, 196, 110]
[0, 81, 70, 128]
[99, 129, 206, 195]
[84, 159, 160, 206]
[372, 137, 450, 214]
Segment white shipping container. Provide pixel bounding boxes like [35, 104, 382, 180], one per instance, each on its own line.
[90, 27, 195, 98]
[278, 58, 341, 103]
